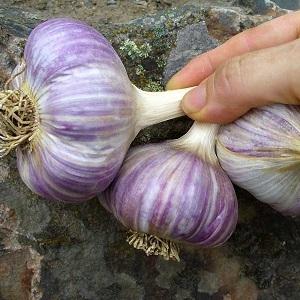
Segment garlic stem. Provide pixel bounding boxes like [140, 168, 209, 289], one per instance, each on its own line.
[172, 122, 220, 165]
[134, 85, 194, 133]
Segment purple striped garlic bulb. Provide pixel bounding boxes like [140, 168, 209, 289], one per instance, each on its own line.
[100, 123, 238, 261]
[0, 18, 191, 203]
[217, 104, 300, 216]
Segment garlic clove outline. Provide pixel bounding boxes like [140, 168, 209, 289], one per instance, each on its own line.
[0, 18, 193, 203]
[217, 104, 300, 216]
[100, 122, 238, 260]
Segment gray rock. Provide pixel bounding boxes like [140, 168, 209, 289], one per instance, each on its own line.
[235, 0, 267, 12]
[0, 3, 300, 300]
[163, 22, 219, 83]
[235, 0, 298, 12]
[198, 271, 221, 295]
[133, 0, 148, 7]
[106, 0, 118, 6]
[272, 0, 300, 9]
[155, 258, 186, 289]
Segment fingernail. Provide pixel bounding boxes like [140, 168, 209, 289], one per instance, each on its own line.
[182, 84, 207, 113]
[166, 75, 179, 90]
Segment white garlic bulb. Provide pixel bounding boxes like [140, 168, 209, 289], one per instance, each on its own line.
[217, 104, 300, 216]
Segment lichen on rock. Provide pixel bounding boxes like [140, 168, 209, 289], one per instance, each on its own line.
[0, 2, 300, 299]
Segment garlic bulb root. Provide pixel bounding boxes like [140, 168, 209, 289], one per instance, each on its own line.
[0, 87, 39, 156]
[127, 231, 180, 261]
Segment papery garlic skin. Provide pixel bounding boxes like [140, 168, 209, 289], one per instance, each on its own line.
[217, 104, 300, 215]
[12, 18, 136, 202]
[8, 18, 191, 203]
[101, 124, 238, 248]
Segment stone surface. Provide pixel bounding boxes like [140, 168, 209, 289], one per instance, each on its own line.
[0, 3, 300, 300]
[163, 22, 219, 83]
[274, 0, 300, 9]
[235, 0, 299, 12]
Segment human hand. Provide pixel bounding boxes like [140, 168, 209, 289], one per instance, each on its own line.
[166, 11, 300, 123]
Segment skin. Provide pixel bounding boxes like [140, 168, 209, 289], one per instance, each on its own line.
[166, 11, 300, 124]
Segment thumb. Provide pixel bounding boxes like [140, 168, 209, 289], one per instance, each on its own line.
[182, 40, 300, 124]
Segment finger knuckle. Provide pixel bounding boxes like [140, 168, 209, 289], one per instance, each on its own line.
[285, 41, 300, 102]
[211, 57, 244, 99]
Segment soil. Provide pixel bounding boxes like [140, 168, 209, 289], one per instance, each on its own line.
[0, 0, 234, 24]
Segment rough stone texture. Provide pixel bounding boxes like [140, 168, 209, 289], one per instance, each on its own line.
[273, 0, 300, 9]
[163, 22, 219, 83]
[235, 0, 300, 12]
[0, 2, 300, 300]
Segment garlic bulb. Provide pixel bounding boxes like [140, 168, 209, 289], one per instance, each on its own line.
[100, 123, 238, 260]
[217, 104, 300, 216]
[0, 18, 191, 202]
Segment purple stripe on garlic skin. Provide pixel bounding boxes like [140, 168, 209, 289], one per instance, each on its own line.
[12, 18, 135, 202]
[7, 18, 192, 203]
[101, 123, 238, 252]
[17, 133, 117, 202]
[217, 104, 300, 215]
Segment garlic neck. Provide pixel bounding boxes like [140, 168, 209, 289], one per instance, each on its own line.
[133, 85, 194, 134]
[172, 122, 220, 165]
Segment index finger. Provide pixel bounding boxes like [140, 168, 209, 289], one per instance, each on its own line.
[167, 10, 300, 89]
